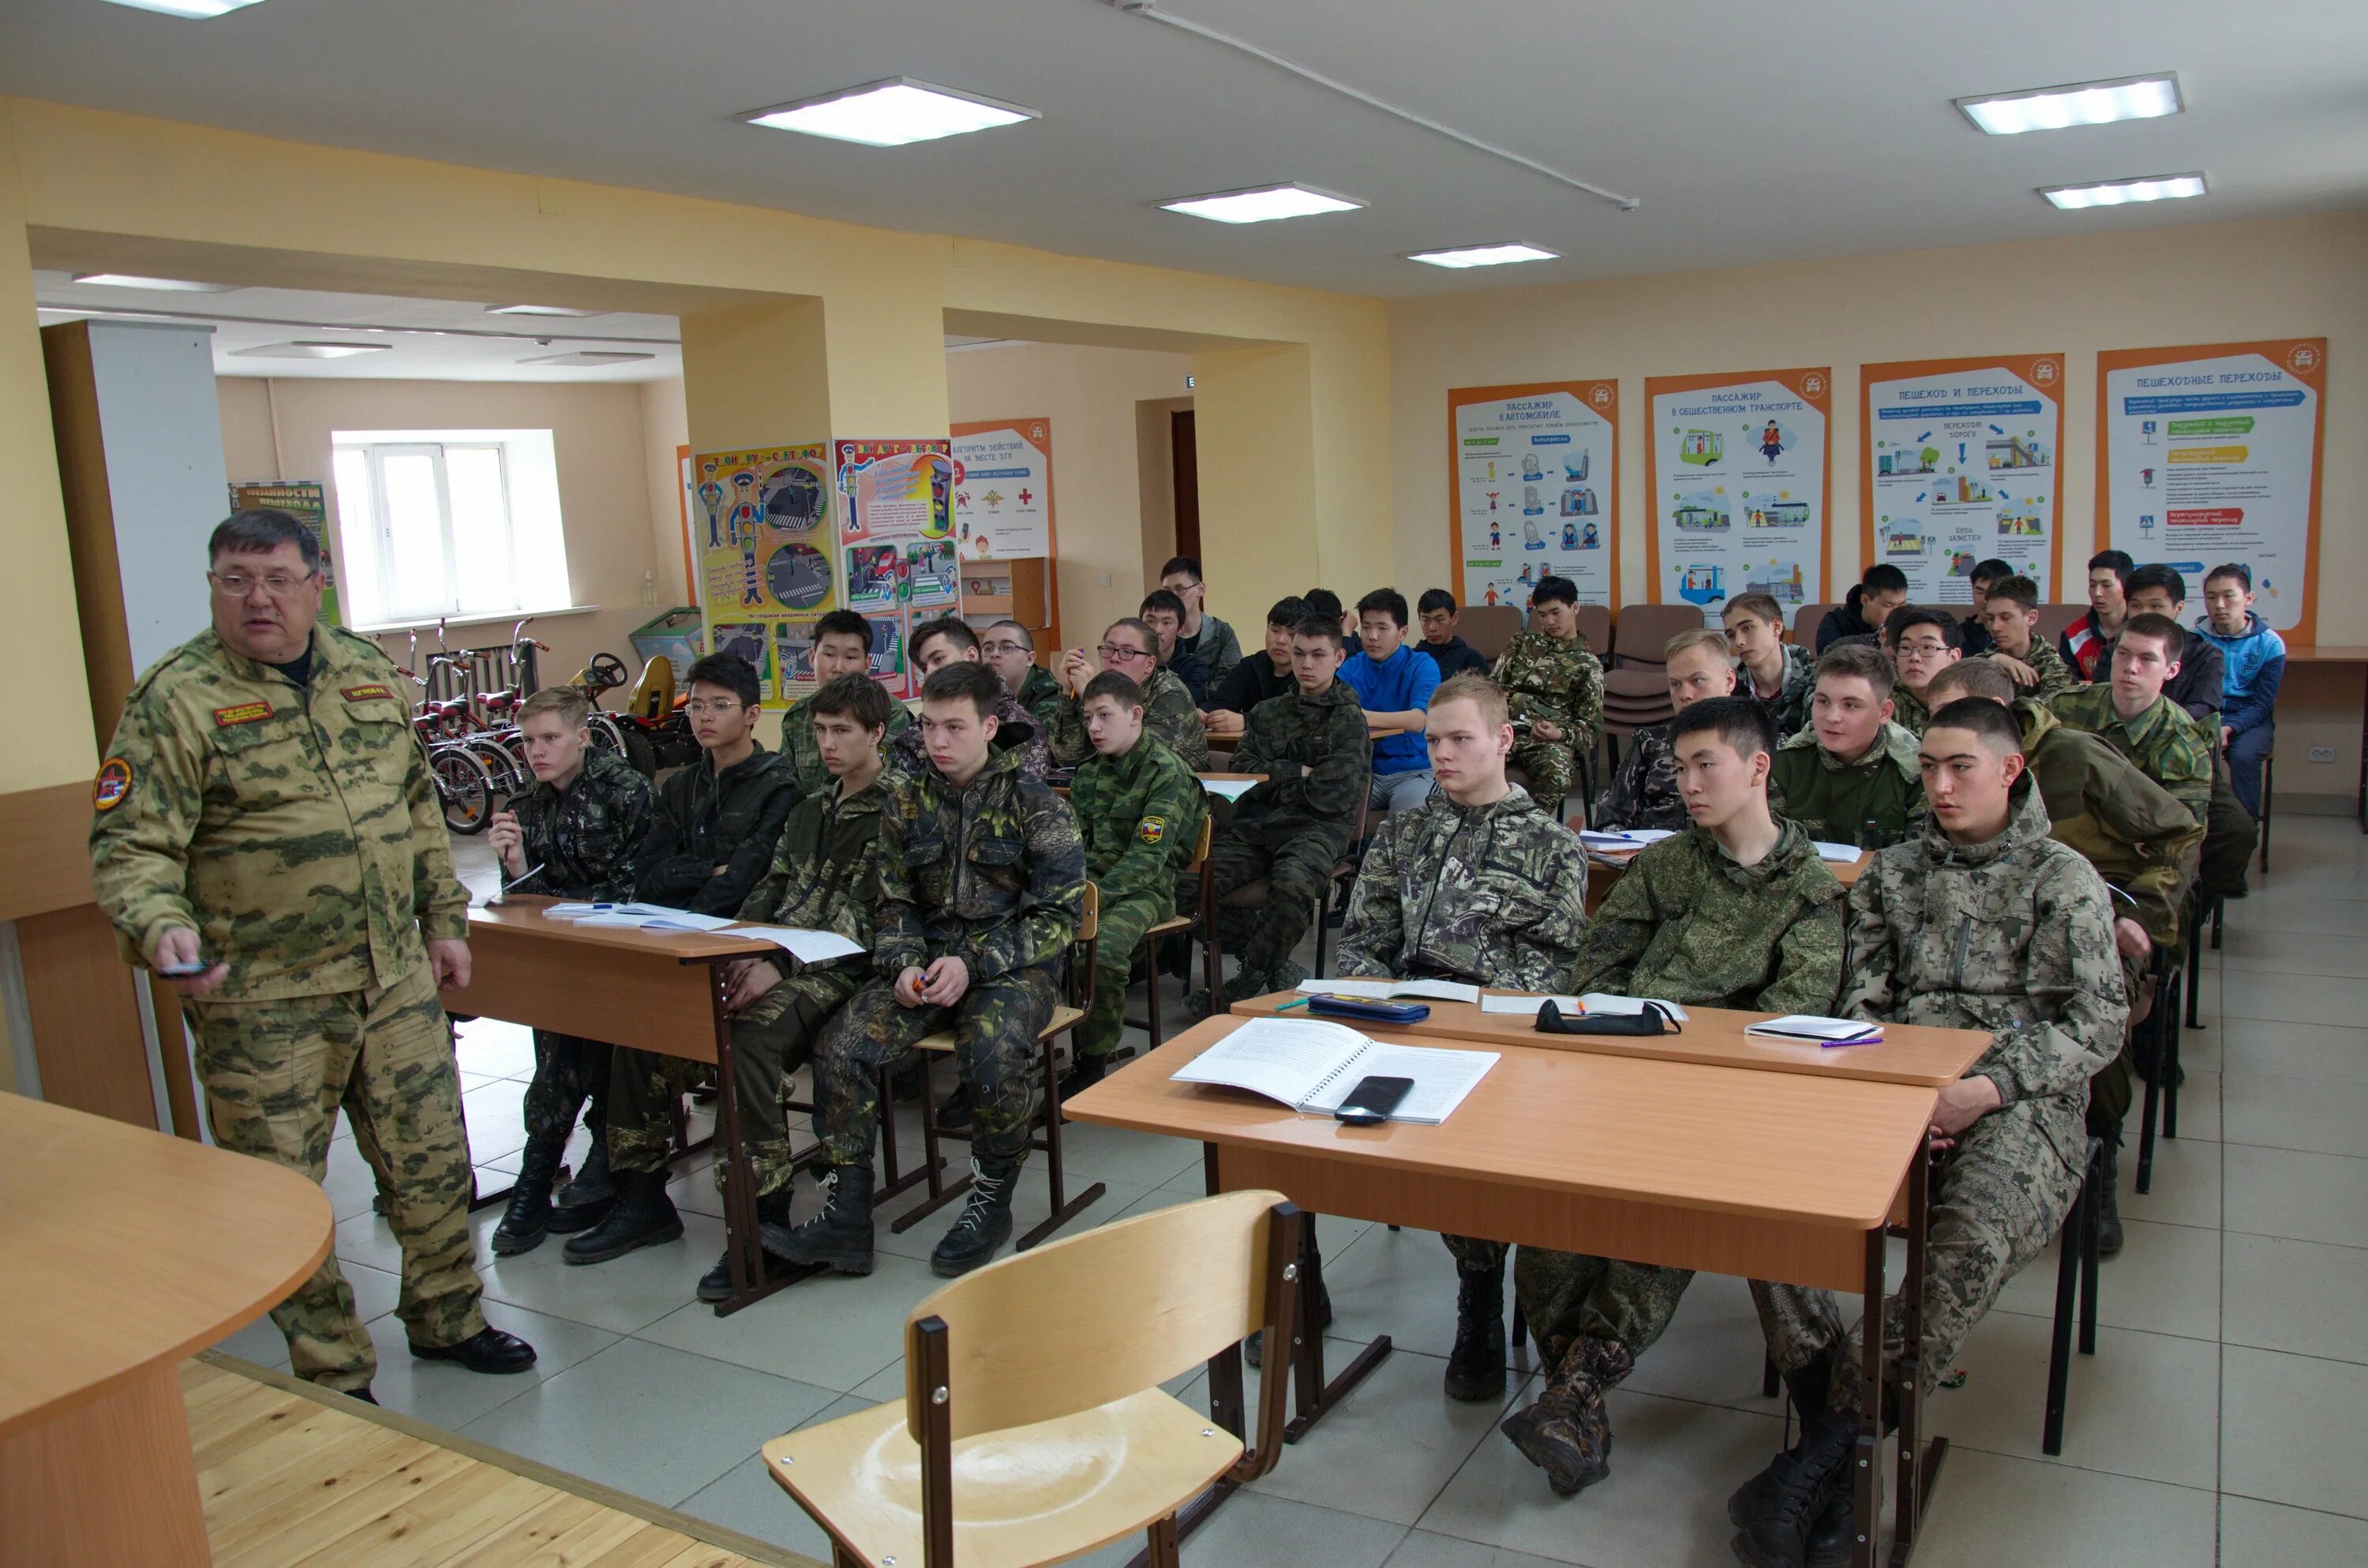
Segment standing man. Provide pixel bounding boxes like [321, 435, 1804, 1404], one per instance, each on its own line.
[894, 616, 1049, 780]
[1592, 629, 1740, 832]
[1883, 608, 1965, 735]
[1414, 589, 1493, 680]
[1342, 588, 1444, 816]
[1050, 618, 1210, 771]
[1160, 556, 1242, 687]
[782, 610, 909, 794]
[1722, 592, 1815, 739]
[1767, 645, 1923, 847]
[2195, 563, 2284, 821]
[90, 510, 534, 1398]
[1493, 575, 1606, 807]
[1139, 589, 1210, 705]
[1976, 575, 2078, 701]
[984, 619, 1064, 737]
[1203, 597, 1310, 728]
[2061, 549, 2135, 682]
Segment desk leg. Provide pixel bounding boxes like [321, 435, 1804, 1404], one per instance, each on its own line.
[1853, 1225, 1886, 1568]
[2356, 665, 2365, 832]
[0, 1364, 209, 1567]
[704, 960, 818, 1316]
[1890, 1142, 1946, 1565]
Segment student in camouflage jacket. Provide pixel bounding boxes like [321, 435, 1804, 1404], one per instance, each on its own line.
[1044, 618, 1211, 772]
[1491, 578, 1606, 803]
[782, 610, 911, 795]
[2048, 642, 2214, 827]
[1591, 630, 1740, 831]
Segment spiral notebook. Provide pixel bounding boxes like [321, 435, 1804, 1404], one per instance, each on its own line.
[1171, 1018, 1497, 1124]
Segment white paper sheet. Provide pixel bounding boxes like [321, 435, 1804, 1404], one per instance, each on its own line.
[1576, 993, 1692, 1022]
[570, 905, 738, 932]
[1811, 841, 1864, 863]
[1201, 777, 1260, 801]
[729, 924, 868, 964]
[1171, 1018, 1370, 1107]
[1298, 1043, 1500, 1125]
[1744, 1013, 1883, 1042]
[1295, 977, 1481, 1004]
[1478, 993, 1582, 1016]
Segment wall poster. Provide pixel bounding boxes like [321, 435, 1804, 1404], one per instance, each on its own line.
[1643, 369, 1830, 625]
[950, 418, 1054, 560]
[229, 479, 341, 627]
[834, 438, 957, 698]
[1448, 380, 1619, 612]
[2097, 339, 2325, 642]
[1861, 355, 2065, 605]
[688, 443, 833, 704]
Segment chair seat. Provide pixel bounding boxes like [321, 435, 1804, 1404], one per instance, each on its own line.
[1144, 915, 1193, 937]
[762, 1387, 1242, 1568]
[1603, 668, 1669, 698]
[913, 1005, 1086, 1054]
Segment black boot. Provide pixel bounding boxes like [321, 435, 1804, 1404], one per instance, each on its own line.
[931, 1158, 1019, 1277]
[1730, 1402, 1857, 1568]
[935, 1083, 975, 1132]
[1730, 1359, 1834, 1527]
[1444, 1259, 1509, 1401]
[2097, 1142, 2124, 1258]
[491, 1132, 565, 1256]
[1245, 1227, 1330, 1368]
[409, 1326, 538, 1375]
[770, 1164, 876, 1274]
[546, 1137, 616, 1234]
[1056, 1052, 1108, 1103]
[703, 1188, 798, 1301]
[562, 1169, 683, 1264]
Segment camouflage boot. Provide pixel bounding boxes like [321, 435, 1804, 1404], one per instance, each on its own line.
[1729, 1401, 1857, 1568]
[561, 1169, 682, 1265]
[1499, 1337, 1630, 1496]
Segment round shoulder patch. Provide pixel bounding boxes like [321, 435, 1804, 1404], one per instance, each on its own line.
[93, 757, 134, 812]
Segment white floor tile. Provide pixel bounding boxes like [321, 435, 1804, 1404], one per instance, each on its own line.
[2224, 1143, 2368, 1248]
[355, 1297, 617, 1430]
[2117, 1133, 2224, 1233]
[2221, 969, 2368, 1031]
[1905, 1446, 2216, 1568]
[1992, 1218, 2220, 1342]
[1383, 1533, 1578, 1568]
[2219, 1495, 2368, 1567]
[471, 1207, 725, 1334]
[2222, 1345, 2368, 1518]
[635, 1249, 941, 1394]
[2217, 1016, 2368, 1083]
[2223, 1232, 2368, 1363]
[676, 1448, 841, 1562]
[2223, 1070, 2368, 1157]
[1244, 1346, 1515, 1525]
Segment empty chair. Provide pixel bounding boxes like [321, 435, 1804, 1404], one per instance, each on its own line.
[1456, 604, 1522, 662]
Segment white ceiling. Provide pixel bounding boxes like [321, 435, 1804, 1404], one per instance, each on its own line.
[6, 1, 2366, 300]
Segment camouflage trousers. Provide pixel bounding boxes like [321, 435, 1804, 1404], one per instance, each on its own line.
[1508, 736, 1580, 805]
[1080, 885, 1172, 1060]
[184, 962, 485, 1390]
[605, 985, 838, 1197]
[1442, 1234, 1508, 1274]
[1209, 829, 1342, 976]
[812, 963, 1062, 1168]
[523, 1029, 610, 1151]
[1514, 1248, 1694, 1384]
[1752, 1104, 2081, 1409]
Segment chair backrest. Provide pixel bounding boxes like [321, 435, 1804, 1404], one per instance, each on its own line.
[1793, 602, 1838, 648]
[1074, 878, 1100, 946]
[907, 1189, 1296, 1441]
[1574, 602, 1612, 657]
[626, 656, 675, 720]
[1611, 604, 1703, 669]
[2033, 602, 2089, 646]
[1184, 811, 1214, 870]
[1456, 604, 1522, 662]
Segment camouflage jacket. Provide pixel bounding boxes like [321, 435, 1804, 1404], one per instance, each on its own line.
[509, 748, 654, 903]
[1229, 678, 1372, 854]
[1070, 732, 1208, 910]
[1740, 642, 1819, 739]
[1842, 778, 2128, 1177]
[1770, 721, 1924, 847]
[890, 687, 1051, 783]
[2006, 638, 2080, 702]
[1591, 724, 1687, 833]
[1492, 629, 1606, 751]
[1336, 786, 1591, 991]
[738, 773, 890, 1009]
[1573, 819, 1846, 1012]
[1890, 681, 1938, 736]
[1048, 667, 1211, 773]
[89, 625, 470, 1001]
[781, 694, 909, 797]
[1015, 664, 1065, 738]
[2047, 686, 2213, 826]
[876, 742, 1085, 982]
[2012, 702, 2202, 949]
[634, 742, 800, 915]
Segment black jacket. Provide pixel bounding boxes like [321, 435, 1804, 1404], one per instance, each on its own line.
[634, 743, 800, 915]
[1815, 599, 1877, 653]
[1418, 637, 1492, 680]
[1211, 651, 1294, 716]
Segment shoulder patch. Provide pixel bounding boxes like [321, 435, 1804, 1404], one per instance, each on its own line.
[212, 701, 274, 728]
[341, 683, 396, 702]
[92, 757, 133, 812]
[1137, 814, 1168, 845]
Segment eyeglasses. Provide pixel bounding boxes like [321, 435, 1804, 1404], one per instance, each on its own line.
[685, 699, 749, 716]
[980, 640, 1031, 656]
[1099, 642, 1154, 663]
[208, 570, 318, 598]
[1894, 641, 1952, 658]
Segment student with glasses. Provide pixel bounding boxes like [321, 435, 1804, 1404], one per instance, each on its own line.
[981, 619, 1063, 739]
[1049, 618, 1208, 771]
[1883, 608, 1965, 735]
[889, 616, 1049, 783]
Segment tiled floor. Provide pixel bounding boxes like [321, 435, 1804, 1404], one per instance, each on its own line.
[211, 817, 2368, 1565]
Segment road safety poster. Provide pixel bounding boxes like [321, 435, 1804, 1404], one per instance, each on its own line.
[950, 418, 1054, 561]
[835, 438, 957, 698]
[2097, 339, 2325, 643]
[1861, 355, 2065, 605]
[688, 444, 833, 702]
[1448, 380, 1618, 612]
[1643, 369, 1830, 625]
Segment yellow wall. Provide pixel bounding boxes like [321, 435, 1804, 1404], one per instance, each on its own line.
[639, 377, 690, 604]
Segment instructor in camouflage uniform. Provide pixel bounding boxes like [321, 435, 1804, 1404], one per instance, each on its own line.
[89, 510, 533, 1397]
[1491, 574, 1605, 805]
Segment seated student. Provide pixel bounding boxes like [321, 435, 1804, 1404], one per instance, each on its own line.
[2061, 548, 2134, 682]
[1768, 643, 1923, 846]
[1057, 672, 1207, 1099]
[2195, 562, 2285, 821]
[2121, 566, 2222, 723]
[1976, 574, 2078, 700]
[894, 616, 1050, 780]
[1336, 674, 1591, 1405]
[631, 652, 800, 916]
[484, 687, 653, 1256]
[2049, 613, 2213, 826]
[1733, 698, 2125, 1568]
[784, 610, 909, 795]
[1493, 575, 1606, 807]
[1958, 557, 2011, 656]
[1414, 589, 1493, 680]
[1883, 608, 1964, 735]
[1593, 628, 1738, 831]
[1139, 589, 1209, 705]
[1205, 616, 1373, 1004]
[576, 675, 892, 1292]
[1501, 696, 1845, 1500]
[1160, 556, 1242, 687]
[1815, 563, 1908, 653]
[1051, 617, 1210, 771]
[1722, 592, 1815, 739]
[776, 661, 1085, 1279]
[982, 619, 1063, 737]
[1205, 596, 1310, 727]
[1343, 588, 1444, 814]
[1303, 586, 1354, 643]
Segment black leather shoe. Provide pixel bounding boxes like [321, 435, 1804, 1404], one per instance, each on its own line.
[410, 1327, 538, 1375]
[346, 1387, 379, 1405]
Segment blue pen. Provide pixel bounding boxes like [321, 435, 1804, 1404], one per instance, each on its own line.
[1273, 996, 1315, 1013]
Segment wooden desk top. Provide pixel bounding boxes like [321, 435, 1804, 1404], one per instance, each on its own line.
[1228, 992, 1988, 1087]
[1065, 1018, 1934, 1232]
[0, 1093, 332, 1439]
[465, 895, 775, 961]
[1198, 772, 1268, 782]
[2282, 646, 2368, 662]
[1588, 843, 1871, 886]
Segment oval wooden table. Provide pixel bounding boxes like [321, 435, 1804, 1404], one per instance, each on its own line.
[0, 1091, 333, 1567]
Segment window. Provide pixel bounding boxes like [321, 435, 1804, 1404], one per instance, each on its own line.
[330, 429, 570, 626]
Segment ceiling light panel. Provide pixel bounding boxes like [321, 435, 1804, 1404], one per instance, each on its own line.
[517, 350, 658, 366]
[229, 341, 391, 360]
[1158, 184, 1366, 224]
[2043, 173, 2207, 210]
[98, 0, 267, 15]
[741, 78, 1036, 147]
[486, 304, 601, 317]
[1958, 73, 2182, 136]
[72, 273, 231, 291]
[1405, 243, 1560, 269]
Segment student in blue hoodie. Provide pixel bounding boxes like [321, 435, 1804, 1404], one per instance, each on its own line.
[1343, 588, 1443, 814]
[2196, 563, 2284, 819]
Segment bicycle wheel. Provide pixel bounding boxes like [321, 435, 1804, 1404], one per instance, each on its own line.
[433, 744, 496, 834]
[586, 713, 628, 758]
[467, 735, 526, 800]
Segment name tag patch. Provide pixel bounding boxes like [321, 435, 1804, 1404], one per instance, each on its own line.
[342, 683, 396, 702]
[92, 757, 133, 811]
[212, 702, 274, 728]
[1137, 815, 1167, 845]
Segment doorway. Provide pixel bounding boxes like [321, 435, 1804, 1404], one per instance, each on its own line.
[1171, 408, 1200, 563]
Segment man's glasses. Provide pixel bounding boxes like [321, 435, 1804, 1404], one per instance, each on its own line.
[1099, 643, 1154, 663]
[685, 699, 749, 716]
[980, 640, 1032, 656]
[209, 570, 318, 599]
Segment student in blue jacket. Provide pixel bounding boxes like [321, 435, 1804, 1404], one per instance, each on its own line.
[1342, 588, 1443, 814]
[2195, 563, 2285, 818]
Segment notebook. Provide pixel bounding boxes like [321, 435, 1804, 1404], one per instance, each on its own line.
[1171, 1018, 1497, 1124]
[1295, 977, 1481, 1005]
[1744, 1014, 1884, 1045]
[1478, 992, 1693, 1021]
[1201, 777, 1261, 802]
[1810, 840, 1865, 864]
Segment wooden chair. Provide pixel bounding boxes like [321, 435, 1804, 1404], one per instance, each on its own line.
[1124, 814, 1220, 1054]
[894, 884, 1103, 1251]
[763, 1190, 1304, 1568]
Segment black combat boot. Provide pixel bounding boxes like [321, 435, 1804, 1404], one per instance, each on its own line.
[491, 1131, 566, 1256]
[931, 1157, 1019, 1278]
[935, 1083, 976, 1132]
[1500, 1337, 1629, 1495]
[701, 1187, 799, 1301]
[1245, 1227, 1329, 1368]
[546, 1137, 616, 1234]
[1729, 1358, 1838, 1527]
[2097, 1141, 2125, 1257]
[769, 1165, 876, 1274]
[1444, 1257, 1509, 1401]
[1056, 1052, 1108, 1103]
[561, 1169, 683, 1264]
[1729, 1398, 1857, 1568]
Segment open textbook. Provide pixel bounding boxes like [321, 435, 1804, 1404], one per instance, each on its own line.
[541, 904, 865, 964]
[1171, 1018, 1497, 1124]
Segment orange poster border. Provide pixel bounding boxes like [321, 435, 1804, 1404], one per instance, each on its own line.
[1642, 368, 1833, 611]
[1860, 354, 2068, 600]
[951, 416, 1061, 651]
[2093, 339, 2326, 647]
[1446, 380, 1621, 613]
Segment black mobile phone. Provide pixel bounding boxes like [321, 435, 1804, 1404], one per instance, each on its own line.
[1334, 1075, 1414, 1126]
[158, 959, 215, 978]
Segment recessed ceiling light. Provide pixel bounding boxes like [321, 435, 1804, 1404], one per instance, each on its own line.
[740, 78, 1036, 147]
[517, 350, 659, 366]
[486, 304, 601, 317]
[98, 0, 267, 15]
[1405, 243, 1561, 269]
[72, 272, 231, 291]
[229, 341, 392, 360]
[2042, 172, 2207, 210]
[1958, 73, 2182, 136]
[1158, 184, 1366, 225]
